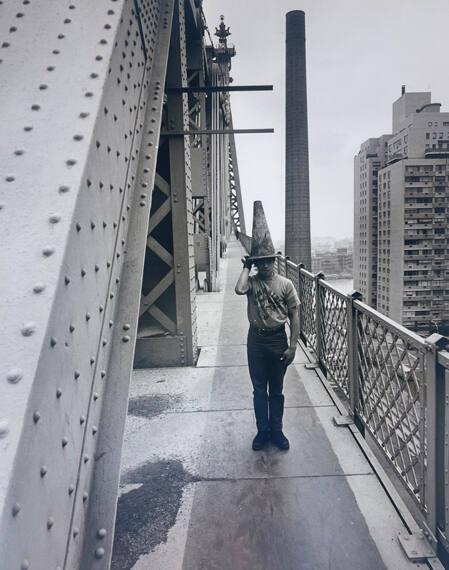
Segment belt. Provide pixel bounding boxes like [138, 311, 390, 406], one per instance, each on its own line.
[249, 324, 285, 336]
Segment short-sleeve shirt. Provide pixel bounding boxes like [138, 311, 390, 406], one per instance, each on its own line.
[246, 274, 300, 330]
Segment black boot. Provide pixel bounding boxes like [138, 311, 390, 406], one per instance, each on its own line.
[271, 431, 289, 450]
[252, 431, 270, 451]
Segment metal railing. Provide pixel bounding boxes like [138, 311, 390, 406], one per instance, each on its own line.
[238, 232, 449, 554]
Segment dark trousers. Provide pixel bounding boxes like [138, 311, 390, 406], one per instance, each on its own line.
[247, 327, 288, 432]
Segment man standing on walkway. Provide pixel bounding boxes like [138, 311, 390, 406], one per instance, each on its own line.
[235, 201, 300, 451]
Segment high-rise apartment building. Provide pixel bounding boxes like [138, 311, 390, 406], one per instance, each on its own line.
[354, 136, 391, 306]
[354, 90, 449, 333]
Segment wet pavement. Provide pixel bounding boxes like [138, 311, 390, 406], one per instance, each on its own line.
[112, 239, 424, 569]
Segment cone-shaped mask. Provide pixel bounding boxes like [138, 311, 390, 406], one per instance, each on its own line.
[249, 201, 277, 260]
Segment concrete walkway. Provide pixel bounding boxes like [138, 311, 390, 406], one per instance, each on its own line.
[112, 239, 424, 570]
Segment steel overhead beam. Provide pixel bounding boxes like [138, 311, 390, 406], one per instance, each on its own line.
[166, 84, 273, 93]
[161, 128, 274, 136]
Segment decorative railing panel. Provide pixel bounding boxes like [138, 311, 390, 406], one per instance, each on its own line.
[355, 302, 427, 507]
[318, 281, 350, 398]
[298, 269, 317, 352]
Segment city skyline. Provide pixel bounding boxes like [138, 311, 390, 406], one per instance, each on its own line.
[203, 0, 449, 242]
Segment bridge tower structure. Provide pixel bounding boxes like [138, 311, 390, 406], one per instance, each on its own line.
[0, 1, 245, 567]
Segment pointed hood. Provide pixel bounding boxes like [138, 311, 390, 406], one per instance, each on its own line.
[249, 201, 278, 260]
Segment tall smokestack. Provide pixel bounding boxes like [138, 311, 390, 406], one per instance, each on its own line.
[285, 10, 311, 268]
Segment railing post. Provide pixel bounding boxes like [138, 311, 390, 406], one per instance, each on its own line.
[424, 333, 446, 539]
[314, 272, 325, 367]
[436, 350, 449, 552]
[347, 291, 363, 432]
[297, 263, 305, 343]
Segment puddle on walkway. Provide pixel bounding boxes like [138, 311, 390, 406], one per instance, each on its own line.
[127, 393, 182, 420]
[112, 459, 200, 570]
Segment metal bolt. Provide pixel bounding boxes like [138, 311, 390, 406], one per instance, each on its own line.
[40, 465, 48, 477]
[74, 370, 81, 380]
[93, 392, 99, 401]
[83, 491, 88, 502]
[21, 323, 36, 337]
[84, 454, 89, 463]
[80, 415, 86, 424]
[33, 411, 41, 423]
[62, 437, 68, 447]
[49, 214, 61, 224]
[7, 368, 23, 384]
[33, 282, 46, 293]
[92, 426, 98, 435]
[100, 370, 106, 378]
[90, 356, 95, 365]
[69, 324, 75, 333]
[47, 517, 55, 530]
[122, 335, 130, 343]
[68, 484, 75, 495]
[50, 337, 57, 347]
[12, 502, 21, 516]
[97, 528, 107, 539]
[123, 323, 130, 330]
[64, 276, 71, 285]
[73, 526, 79, 537]
[86, 312, 91, 321]
[56, 388, 62, 398]
[42, 246, 55, 257]
[95, 548, 105, 559]
[21, 560, 30, 570]
[0, 420, 9, 438]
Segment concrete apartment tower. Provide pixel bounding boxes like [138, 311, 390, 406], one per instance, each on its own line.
[354, 88, 449, 333]
[285, 11, 311, 268]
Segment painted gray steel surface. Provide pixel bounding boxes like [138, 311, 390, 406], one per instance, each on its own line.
[0, 0, 166, 567]
[285, 10, 312, 268]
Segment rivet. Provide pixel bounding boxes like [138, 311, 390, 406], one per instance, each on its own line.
[122, 335, 130, 343]
[91, 221, 96, 229]
[68, 484, 75, 495]
[47, 517, 55, 529]
[81, 268, 86, 277]
[33, 282, 46, 293]
[50, 337, 57, 347]
[7, 368, 23, 384]
[90, 357, 95, 365]
[86, 312, 91, 321]
[14, 149, 24, 156]
[93, 392, 99, 401]
[108, 320, 113, 328]
[62, 436, 68, 447]
[110, 292, 114, 299]
[100, 369, 106, 378]
[49, 214, 61, 223]
[69, 324, 75, 333]
[59, 184, 70, 193]
[95, 548, 105, 559]
[92, 426, 98, 435]
[76, 223, 81, 232]
[123, 324, 130, 330]
[12, 502, 21, 516]
[73, 134, 83, 141]
[79, 112, 89, 118]
[21, 323, 36, 337]
[73, 526, 79, 537]
[74, 370, 81, 380]
[42, 246, 55, 257]
[102, 338, 107, 346]
[97, 528, 107, 539]
[33, 411, 41, 423]
[21, 560, 30, 570]
[80, 415, 86, 424]
[99, 305, 104, 313]
[83, 491, 89, 501]
[40, 465, 48, 477]
[65, 276, 70, 285]
[39, 84, 48, 90]
[0, 420, 9, 438]
[31, 104, 40, 111]
[66, 159, 76, 167]
[56, 388, 62, 398]
[84, 454, 89, 463]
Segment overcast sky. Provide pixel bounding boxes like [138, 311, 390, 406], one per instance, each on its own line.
[202, 0, 449, 242]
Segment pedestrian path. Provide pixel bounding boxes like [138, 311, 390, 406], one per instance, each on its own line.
[112, 239, 425, 570]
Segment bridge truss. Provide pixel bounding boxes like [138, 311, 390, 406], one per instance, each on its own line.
[0, 1, 245, 568]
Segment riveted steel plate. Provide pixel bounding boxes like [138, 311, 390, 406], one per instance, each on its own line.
[0, 0, 163, 568]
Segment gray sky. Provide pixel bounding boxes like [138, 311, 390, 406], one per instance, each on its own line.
[202, 0, 449, 242]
